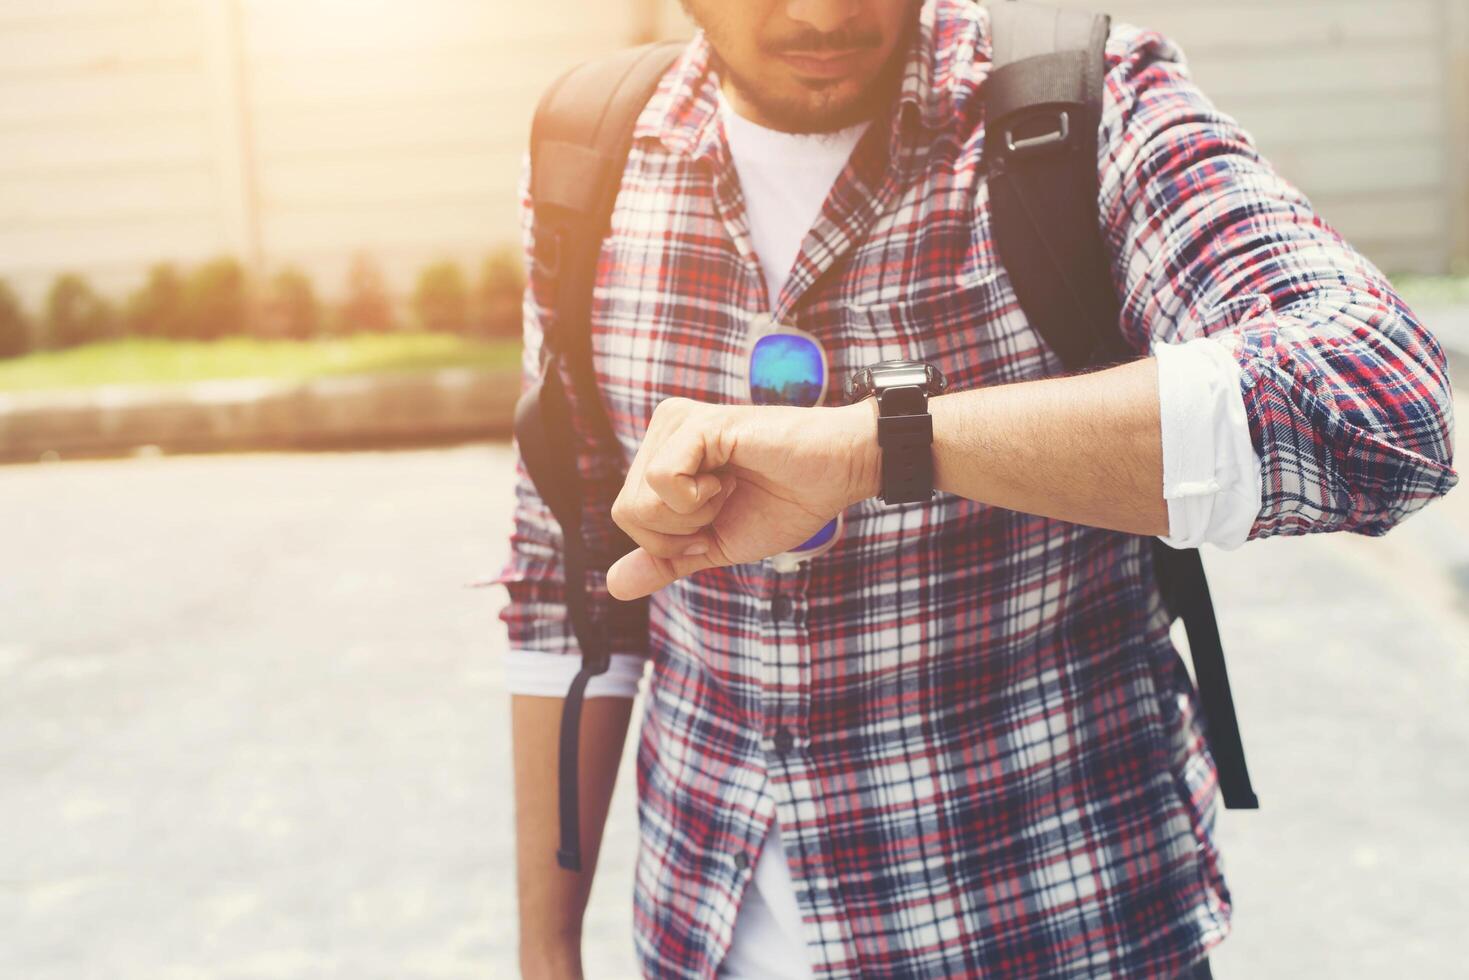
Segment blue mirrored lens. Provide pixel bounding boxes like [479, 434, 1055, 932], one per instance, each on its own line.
[791, 517, 839, 553]
[750, 334, 825, 407]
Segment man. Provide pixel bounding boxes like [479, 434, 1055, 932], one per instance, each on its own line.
[494, 1, 1459, 977]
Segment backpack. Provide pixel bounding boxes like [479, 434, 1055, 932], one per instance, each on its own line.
[515, 0, 1258, 873]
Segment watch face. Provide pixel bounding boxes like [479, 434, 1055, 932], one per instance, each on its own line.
[870, 359, 945, 394]
[848, 360, 948, 402]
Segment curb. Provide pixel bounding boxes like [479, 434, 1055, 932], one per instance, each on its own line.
[3, 307, 1464, 466]
[0, 366, 522, 464]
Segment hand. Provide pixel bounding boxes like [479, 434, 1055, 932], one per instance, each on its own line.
[605, 396, 879, 600]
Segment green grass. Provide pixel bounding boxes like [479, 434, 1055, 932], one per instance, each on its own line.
[5, 274, 1464, 394]
[0, 332, 522, 393]
[1391, 273, 1469, 311]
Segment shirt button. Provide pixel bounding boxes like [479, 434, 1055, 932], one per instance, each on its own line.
[773, 727, 794, 754]
[733, 851, 750, 872]
[770, 594, 793, 621]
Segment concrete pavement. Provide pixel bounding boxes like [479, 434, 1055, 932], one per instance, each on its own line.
[1, 439, 1466, 979]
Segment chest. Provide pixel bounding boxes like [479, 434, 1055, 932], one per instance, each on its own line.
[588, 130, 1064, 465]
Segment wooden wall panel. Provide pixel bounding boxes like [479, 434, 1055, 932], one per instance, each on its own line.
[1063, 0, 1453, 273]
[0, 0, 1459, 321]
[0, 0, 218, 311]
[236, 0, 633, 304]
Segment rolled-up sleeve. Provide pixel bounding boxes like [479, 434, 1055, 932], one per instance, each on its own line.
[1098, 25, 1458, 541]
[1154, 335, 1263, 551]
[489, 151, 650, 692]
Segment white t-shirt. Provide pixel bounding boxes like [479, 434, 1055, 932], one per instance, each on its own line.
[503, 81, 1265, 980]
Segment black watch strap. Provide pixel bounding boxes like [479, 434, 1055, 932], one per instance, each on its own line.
[878, 412, 934, 504]
[848, 361, 944, 506]
[874, 382, 935, 504]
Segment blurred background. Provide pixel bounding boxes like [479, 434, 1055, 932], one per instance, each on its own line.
[1, 1, 1466, 978]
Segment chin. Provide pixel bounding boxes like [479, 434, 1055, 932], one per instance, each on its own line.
[762, 79, 879, 132]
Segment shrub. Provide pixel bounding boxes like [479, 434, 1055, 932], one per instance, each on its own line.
[413, 260, 470, 333]
[0, 279, 31, 359]
[44, 273, 117, 350]
[182, 256, 251, 339]
[262, 266, 321, 340]
[336, 252, 397, 334]
[123, 263, 188, 339]
[474, 246, 524, 339]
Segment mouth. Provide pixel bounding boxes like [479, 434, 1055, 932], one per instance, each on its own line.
[776, 48, 869, 79]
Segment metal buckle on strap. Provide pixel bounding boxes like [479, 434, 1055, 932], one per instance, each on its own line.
[1004, 109, 1070, 154]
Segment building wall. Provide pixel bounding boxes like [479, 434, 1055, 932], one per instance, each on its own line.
[1069, 0, 1464, 277]
[0, 0, 639, 312]
[0, 0, 1464, 315]
[1, 0, 220, 311]
[656, 0, 1469, 276]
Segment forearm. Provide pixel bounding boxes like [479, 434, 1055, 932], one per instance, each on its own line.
[848, 356, 1169, 536]
[511, 693, 635, 977]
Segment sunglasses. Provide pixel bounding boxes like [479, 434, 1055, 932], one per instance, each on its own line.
[745, 314, 843, 572]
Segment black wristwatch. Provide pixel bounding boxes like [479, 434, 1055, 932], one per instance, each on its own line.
[845, 359, 947, 505]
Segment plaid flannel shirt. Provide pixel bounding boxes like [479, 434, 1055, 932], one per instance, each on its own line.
[492, 1, 1459, 976]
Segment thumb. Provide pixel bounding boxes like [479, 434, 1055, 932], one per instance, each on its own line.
[606, 539, 725, 601]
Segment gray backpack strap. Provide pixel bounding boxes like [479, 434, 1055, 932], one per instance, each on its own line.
[984, 1, 1259, 810]
[989, 0, 1102, 69]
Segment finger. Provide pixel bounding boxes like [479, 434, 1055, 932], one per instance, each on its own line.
[656, 471, 737, 532]
[618, 525, 710, 561]
[606, 544, 722, 601]
[621, 470, 737, 538]
[674, 523, 734, 569]
[644, 426, 719, 516]
[647, 469, 722, 517]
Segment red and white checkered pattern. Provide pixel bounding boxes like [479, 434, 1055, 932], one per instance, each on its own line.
[493, 1, 1458, 975]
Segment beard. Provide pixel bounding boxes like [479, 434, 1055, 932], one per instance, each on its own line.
[711, 49, 901, 134]
[681, 1, 919, 134]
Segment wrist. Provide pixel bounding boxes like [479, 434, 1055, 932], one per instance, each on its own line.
[837, 398, 882, 506]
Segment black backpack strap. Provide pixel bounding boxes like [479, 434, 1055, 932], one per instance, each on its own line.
[1158, 548, 1258, 808]
[531, 40, 685, 438]
[985, 0, 1127, 370]
[985, 1, 1258, 809]
[515, 40, 683, 872]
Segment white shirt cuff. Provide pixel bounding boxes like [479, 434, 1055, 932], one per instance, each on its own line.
[503, 649, 648, 699]
[1152, 335, 1264, 551]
